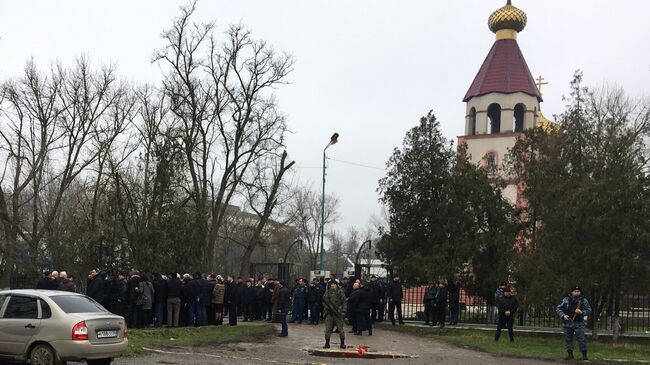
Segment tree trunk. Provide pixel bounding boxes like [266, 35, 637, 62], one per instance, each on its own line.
[0, 230, 16, 289]
[612, 316, 621, 341]
[237, 152, 295, 278]
[239, 242, 256, 278]
[204, 207, 217, 272]
[0, 185, 18, 289]
[590, 292, 605, 338]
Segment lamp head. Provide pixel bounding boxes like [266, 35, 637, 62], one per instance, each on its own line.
[330, 133, 339, 145]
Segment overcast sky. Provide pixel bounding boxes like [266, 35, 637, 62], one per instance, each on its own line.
[1, 0, 649, 238]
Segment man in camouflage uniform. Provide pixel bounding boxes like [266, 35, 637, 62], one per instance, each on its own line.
[556, 285, 592, 361]
[322, 281, 346, 349]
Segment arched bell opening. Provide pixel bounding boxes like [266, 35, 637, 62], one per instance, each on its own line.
[487, 103, 501, 134]
[513, 103, 525, 132]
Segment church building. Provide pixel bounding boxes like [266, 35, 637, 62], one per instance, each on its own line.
[458, 0, 551, 204]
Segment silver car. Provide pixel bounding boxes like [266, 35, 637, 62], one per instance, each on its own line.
[0, 289, 128, 365]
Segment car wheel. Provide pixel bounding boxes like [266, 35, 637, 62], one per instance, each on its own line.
[86, 359, 113, 365]
[30, 344, 56, 365]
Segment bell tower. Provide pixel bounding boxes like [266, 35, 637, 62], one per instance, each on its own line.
[459, 0, 542, 203]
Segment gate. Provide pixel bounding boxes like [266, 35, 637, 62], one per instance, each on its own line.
[249, 262, 299, 283]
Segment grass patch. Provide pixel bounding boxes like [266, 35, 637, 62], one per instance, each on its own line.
[379, 325, 650, 364]
[126, 324, 273, 357]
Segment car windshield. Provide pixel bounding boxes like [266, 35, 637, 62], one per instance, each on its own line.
[50, 295, 108, 314]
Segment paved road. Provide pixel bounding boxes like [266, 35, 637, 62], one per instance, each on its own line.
[114, 322, 559, 365]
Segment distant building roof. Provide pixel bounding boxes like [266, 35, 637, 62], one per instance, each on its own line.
[463, 39, 542, 103]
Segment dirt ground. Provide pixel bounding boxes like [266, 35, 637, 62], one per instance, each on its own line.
[113, 322, 558, 365]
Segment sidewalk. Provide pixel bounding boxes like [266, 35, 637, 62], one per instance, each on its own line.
[399, 320, 650, 339]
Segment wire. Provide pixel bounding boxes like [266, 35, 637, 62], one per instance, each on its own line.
[327, 158, 385, 171]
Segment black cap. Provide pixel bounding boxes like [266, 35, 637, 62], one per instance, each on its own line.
[571, 285, 583, 293]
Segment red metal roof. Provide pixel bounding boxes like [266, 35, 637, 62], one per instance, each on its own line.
[463, 39, 542, 102]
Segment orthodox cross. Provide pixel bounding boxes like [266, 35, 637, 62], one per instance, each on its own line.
[535, 75, 549, 94]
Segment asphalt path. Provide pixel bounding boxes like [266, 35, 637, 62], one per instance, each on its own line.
[113, 322, 559, 365]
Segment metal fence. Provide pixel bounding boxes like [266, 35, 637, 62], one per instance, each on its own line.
[398, 286, 650, 334]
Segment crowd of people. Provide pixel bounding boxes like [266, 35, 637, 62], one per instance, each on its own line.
[36, 270, 78, 292]
[35, 269, 433, 342]
[34, 268, 593, 359]
[35, 269, 461, 333]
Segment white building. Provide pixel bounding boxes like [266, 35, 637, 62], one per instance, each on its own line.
[344, 256, 388, 279]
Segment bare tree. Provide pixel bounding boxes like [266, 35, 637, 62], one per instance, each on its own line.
[0, 57, 124, 286]
[326, 231, 345, 275]
[153, 2, 293, 271]
[344, 226, 361, 258]
[106, 85, 198, 270]
[238, 150, 295, 276]
[291, 187, 340, 269]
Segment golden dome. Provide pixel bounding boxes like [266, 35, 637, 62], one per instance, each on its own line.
[537, 111, 559, 133]
[488, 0, 527, 34]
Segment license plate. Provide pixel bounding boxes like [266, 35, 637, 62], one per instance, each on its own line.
[97, 330, 118, 339]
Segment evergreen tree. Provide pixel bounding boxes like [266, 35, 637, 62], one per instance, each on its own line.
[378, 111, 517, 287]
[507, 71, 650, 330]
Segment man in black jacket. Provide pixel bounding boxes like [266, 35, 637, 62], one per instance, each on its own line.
[376, 278, 386, 322]
[448, 279, 460, 325]
[152, 273, 167, 327]
[264, 278, 275, 321]
[236, 277, 245, 317]
[307, 280, 321, 325]
[109, 272, 128, 319]
[368, 275, 380, 323]
[179, 274, 192, 326]
[36, 270, 57, 290]
[495, 287, 518, 342]
[241, 279, 256, 322]
[351, 282, 372, 336]
[434, 281, 448, 328]
[224, 275, 239, 326]
[198, 274, 214, 326]
[254, 280, 266, 320]
[348, 282, 360, 333]
[277, 280, 290, 337]
[126, 273, 142, 327]
[387, 274, 404, 325]
[186, 273, 202, 327]
[423, 282, 436, 326]
[87, 269, 106, 305]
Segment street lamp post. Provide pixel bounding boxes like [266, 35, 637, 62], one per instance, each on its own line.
[319, 133, 339, 271]
[283, 239, 304, 264]
[280, 239, 303, 282]
[354, 239, 372, 279]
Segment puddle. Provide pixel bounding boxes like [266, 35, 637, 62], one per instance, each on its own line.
[308, 346, 415, 359]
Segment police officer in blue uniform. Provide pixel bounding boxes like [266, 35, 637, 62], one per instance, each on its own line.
[556, 285, 592, 361]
